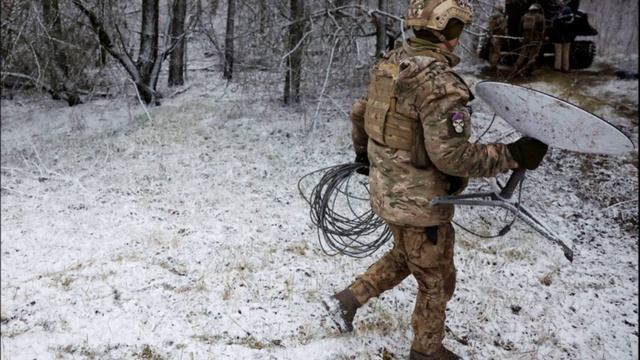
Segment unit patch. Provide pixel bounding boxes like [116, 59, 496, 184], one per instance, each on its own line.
[450, 111, 465, 135]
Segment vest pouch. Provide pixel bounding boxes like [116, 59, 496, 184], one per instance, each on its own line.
[383, 112, 414, 151]
[522, 15, 535, 31]
[364, 99, 390, 145]
[364, 63, 398, 146]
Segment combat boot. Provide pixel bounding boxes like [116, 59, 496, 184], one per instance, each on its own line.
[322, 288, 360, 333]
[409, 346, 462, 360]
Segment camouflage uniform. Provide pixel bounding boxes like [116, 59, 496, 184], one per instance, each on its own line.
[514, 9, 546, 73]
[347, 38, 518, 355]
[488, 8, 507, 66]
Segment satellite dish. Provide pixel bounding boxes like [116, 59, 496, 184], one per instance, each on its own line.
[475, 81, 634, 155]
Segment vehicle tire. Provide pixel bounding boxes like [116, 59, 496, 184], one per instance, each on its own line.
[570, 40, 596, 69]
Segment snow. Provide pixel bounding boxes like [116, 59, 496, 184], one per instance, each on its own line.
[1, 52, 638, 359]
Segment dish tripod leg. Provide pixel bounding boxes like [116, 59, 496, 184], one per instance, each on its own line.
[430, 169, 573, 262]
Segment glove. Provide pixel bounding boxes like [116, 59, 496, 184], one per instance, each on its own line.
[507, 137, 549, 170]
[355, 153, 369, 176]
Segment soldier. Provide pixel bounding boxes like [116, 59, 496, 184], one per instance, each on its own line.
[512, 3, 546, 76]
[323, 0, 549, 359]
[550, 4, 576, 72]
[488, 4, 507, 66]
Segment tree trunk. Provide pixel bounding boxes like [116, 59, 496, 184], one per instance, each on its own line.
[168, 0, 187, 87]
[223, 0, 235, 80]
[284, 0, 304, 105]
[259, 0, 267, 33]
[42, 0, 67, 76]
[138, 0, 159, 93]
[72, 0, 158, 104]
[42, 0, 63, 98]
[42, 0, 81, 105]
[375, 0, 387, 58]
[98, 0, 107, 67]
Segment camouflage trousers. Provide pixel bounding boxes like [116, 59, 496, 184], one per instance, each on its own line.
[348, 222, 456, 355]
[489, 37, 504, 66]
[514, 40, 542, 71]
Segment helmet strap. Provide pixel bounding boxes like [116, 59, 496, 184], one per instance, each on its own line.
[429, 29, 455, 52]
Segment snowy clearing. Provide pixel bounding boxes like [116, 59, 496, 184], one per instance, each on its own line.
[1, 55, 638, 360]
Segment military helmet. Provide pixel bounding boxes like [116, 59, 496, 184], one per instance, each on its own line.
[405, 0, 473, 31]
[528, 3, 543, 12]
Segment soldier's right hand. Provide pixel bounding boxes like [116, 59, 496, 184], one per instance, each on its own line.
[354, 153, 369, 176]
[507, 137, 548, 170]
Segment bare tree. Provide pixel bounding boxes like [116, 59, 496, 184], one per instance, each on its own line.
[2, 0, 409, 108]
[2, 1, 101, 102]
[42, 0, 81, 105]
[259, 0, 267, 33]
[97, 0, 107, 67]
[375, 0, 387, 58]
[223, 0, 235, 80]
[168, 0, 187, 87]
[137, 0, 159, 89]
[284, 0, 305, 105]
[72, 0, 181, 104]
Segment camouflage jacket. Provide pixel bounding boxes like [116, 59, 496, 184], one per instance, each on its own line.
[489, 13, 507, 36]
[351, 38, 518, 227]
[521, 12, 546, 42]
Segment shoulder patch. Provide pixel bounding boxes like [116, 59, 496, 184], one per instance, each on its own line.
[447, 109, 470, 138]
[450, 112, 466, 134]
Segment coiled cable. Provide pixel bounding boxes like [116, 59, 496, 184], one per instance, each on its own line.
[298, 163, 391, 258]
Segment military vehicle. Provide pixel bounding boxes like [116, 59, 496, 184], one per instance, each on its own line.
[479, 0, 598, 70]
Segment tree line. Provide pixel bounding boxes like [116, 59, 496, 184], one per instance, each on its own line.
[0, 0, 410, 107]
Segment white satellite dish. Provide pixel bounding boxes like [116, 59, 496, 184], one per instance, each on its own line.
[475, 81, 634, 155]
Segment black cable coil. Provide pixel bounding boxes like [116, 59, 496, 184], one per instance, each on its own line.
[298, 163, 391, 258]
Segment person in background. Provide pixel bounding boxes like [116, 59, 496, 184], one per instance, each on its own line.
[511, 3, 546, 76]
[551, 3, 576, 72]
[488, 4, 508, 67]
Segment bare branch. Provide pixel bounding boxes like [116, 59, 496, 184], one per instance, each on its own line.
[71, 0, 140, 81]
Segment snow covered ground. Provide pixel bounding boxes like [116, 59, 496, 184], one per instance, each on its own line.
[1, 50, 638, 359]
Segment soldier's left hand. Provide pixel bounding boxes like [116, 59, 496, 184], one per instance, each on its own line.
[355, 153, 369, 176]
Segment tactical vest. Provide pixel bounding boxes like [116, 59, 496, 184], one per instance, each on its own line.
[363, 61, 430, 168]
[522, 14, 536, 31]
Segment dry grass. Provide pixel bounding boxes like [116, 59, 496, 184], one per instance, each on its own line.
[539, 267, 561, 287]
